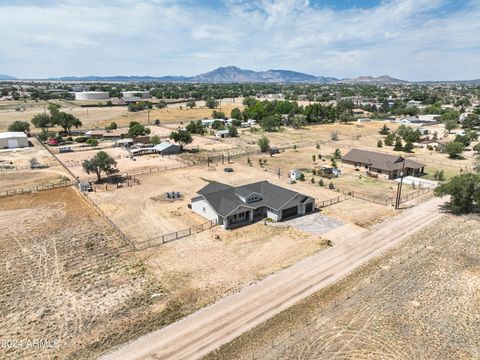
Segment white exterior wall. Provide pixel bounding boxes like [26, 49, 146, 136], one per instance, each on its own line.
[266, 209, 280, 221]
[122, 91, 151, 99]
[74, 92, 109, 100]
[191, 198, 218, 222]
[0, 135, 28, 149]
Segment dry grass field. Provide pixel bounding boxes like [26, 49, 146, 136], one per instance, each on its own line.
[0, 188, 160, 359]
[206, 215, 480, 360]
[0, 99, 244, 131]
[0, 186, 329, 359]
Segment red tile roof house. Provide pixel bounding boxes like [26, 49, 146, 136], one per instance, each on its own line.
[342, 149, 426, 180]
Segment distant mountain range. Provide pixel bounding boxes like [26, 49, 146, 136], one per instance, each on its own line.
[0, 74, 17, 80]
[336, 75, 408, 84]
[0, 67, 478, 84]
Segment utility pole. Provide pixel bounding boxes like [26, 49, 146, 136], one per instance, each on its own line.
[395, 159, 406, 209]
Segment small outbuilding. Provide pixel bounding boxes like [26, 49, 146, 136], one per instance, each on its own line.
[0, 132, 29, 149]
[153, 142, 181, 155]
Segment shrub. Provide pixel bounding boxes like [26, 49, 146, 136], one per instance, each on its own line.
[86, 138, 98, 147]
[75, 136, 88, 143]
[328, 182, 335, 189]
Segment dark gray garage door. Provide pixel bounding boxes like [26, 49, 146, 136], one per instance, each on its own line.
[305, 203, 313, 213]
[282, 206, 298, 219]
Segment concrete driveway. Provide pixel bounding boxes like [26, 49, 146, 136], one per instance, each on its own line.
[275, 212, 344, 236]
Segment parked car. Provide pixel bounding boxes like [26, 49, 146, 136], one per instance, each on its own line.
[47, 139, 58, 146]
[224, 167, 234, 172]
[58, 146, 73, 153]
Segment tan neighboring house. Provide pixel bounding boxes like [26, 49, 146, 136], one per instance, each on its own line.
[342, 149, 425, 180]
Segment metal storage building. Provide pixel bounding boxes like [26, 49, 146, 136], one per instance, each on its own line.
[0, 132, 29, 149]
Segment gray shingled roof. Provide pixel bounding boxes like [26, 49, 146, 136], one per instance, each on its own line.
[342, 149, 425, 171]
[198, 181, 308, 217]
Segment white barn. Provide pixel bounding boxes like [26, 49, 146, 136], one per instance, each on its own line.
[0, 132, 28, 149]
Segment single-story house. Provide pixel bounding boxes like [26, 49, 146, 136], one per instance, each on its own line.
[85, 130, 105, 139]
[395, 117, 425, 126]
[342, 149, 426, 180]
[103, 129, 128, 140]
[215, 129, 230, 138]
[153, 142, 181, 155]
[191, 181, 315, 229]
[0, 132, 29, 149]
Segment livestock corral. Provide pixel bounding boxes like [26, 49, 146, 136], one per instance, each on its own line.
[206, 215, 480, 360]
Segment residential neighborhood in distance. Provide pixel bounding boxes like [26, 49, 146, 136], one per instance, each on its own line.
[1, 0, 479, 359]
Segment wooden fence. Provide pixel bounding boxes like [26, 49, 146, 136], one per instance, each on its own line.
[134, 220, 218, 251]
[316, 195, 350, 208]
[0, 180, 73, 198]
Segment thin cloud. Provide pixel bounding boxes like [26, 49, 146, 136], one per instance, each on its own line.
[0, 0, 478, 80]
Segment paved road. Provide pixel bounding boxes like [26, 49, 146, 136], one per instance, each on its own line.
[101, 196, 446, 360]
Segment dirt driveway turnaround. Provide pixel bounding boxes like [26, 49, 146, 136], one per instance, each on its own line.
[100, 196, 446, 360]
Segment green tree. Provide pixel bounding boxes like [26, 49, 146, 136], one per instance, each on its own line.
[231, 107, 243, 120]
[312, 155, 316, 162]
[333, 148, 342, 159]
[377, 139, 383, 148]
[150, 135, 161, 145]
[54, 112, 82, 134]
[186, 120, 206, 135]
[338, 110, 354, 123]
[379, 124, 390, 135]
[228, 125, 238, 137]
[385, 132, 395, 146]
[8, 121, 30, 132]
[444, 118, 458, 133]
[86, 138, 98, 147]
[454, 135, 471, 147]
[205, 98, 219, 109]
[403, 141, 414, 153]
[31, 113, 54, 131]
[128, 122, 148, 137]
[169, 130, 192, 150]
[212, 110, 226, 119]
[211, 120, 225, 130]
[445, 141, 465, 159]
[394, 139, 403, 151]
[186, 101, 196, 109]
[260, 116, 282, 132]
[156, 100, 168, 109]
[258, 135, 270, 153]
[105, 121, 118, 130]
[473, 143, 480, 154]
[434, 173, 480, 214]
[82, 151, 119, 182]
[37, 129, 55, 142]
[474, 156, 480, 173]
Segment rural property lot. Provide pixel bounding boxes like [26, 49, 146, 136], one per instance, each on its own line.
[101, 196, 446, 360]
[57, 147, 186, 178]
[90, 162, 344, 243]
[0, 187, 328, 359]
[0, 99, 244, 131]
[207, 215, 480, 360]
[0, 188, 160, 359]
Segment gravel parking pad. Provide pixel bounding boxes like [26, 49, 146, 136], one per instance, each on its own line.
[275, 212, 344, 236]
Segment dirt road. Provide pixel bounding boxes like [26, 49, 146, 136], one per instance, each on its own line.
[101, 196, 446, 360]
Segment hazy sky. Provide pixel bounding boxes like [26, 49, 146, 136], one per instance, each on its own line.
[0, 0, 479, 80]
